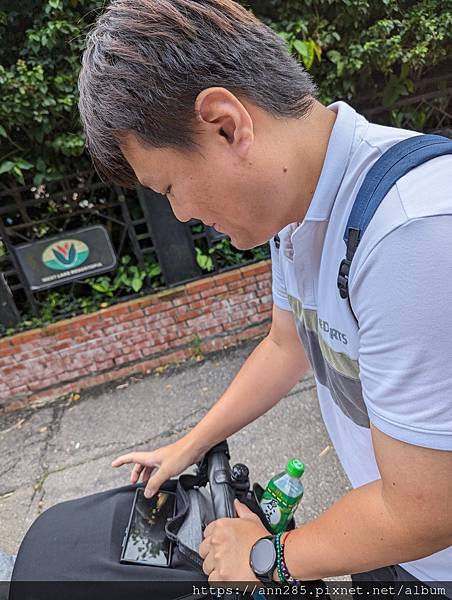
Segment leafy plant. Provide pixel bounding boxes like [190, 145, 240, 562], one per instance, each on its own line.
[0, 0, 449, 337]
[211, 238, 246, 267]
[0, 158, 33, 185]
[277, 19, 322, 71]
[0, 254, 163, 336]
[195, 247, 214, 272]
[257, 0, 451, 115]
[86, 255, 162, 296]
[0, 0, 99, 187]
[1, 0, 450, 190]
[194, 237, 269, 272]
[250, 244, 270, 261]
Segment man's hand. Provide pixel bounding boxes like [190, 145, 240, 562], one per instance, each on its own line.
[111, 436, 203, 498]
[199, 498, 269, 583]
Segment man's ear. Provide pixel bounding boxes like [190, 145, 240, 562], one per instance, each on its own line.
[194, 86, 253, 154]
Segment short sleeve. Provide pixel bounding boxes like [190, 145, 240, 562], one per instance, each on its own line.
[269, 236, 292, 312]
[350, 215, 452, 450]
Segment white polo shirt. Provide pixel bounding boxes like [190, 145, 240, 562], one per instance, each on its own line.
[271, 101, 452, 584]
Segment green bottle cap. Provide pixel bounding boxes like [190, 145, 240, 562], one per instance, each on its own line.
[286, 458, 305, 478]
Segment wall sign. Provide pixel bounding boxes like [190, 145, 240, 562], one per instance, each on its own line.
[15, 225, 117, 291]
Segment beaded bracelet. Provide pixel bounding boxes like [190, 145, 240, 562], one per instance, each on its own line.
[277, 530, 301, 586]
[275, 533, 287, 584]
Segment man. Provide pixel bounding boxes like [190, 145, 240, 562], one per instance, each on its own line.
[78, 0, 452, 593]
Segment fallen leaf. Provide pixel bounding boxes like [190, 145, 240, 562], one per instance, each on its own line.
[116, 383, 129, 390]
[319, 445, 331, 458]
[0, 491, 14, 500]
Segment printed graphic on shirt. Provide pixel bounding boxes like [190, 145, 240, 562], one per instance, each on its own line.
[287, 294, 369, 428]
[318, 318, 348, 345]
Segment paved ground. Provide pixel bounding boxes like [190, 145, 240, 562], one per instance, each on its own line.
[0, 338, 350, 557]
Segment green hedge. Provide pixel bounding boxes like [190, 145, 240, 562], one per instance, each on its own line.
[0, 0, 450, 187]
[256, 0, 450, 109]
[0, 0, 450, 334]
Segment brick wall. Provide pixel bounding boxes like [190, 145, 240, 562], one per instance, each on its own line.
[0, 261, 273, 412]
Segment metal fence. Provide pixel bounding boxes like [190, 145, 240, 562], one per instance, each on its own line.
[0, 173, 269, 331]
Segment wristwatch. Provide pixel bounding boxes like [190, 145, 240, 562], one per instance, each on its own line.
[249, 535, 277, 584]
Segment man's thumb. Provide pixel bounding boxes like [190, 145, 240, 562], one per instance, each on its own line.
[234, 498, 260, 521]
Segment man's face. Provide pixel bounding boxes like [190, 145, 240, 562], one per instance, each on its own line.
[120, 90, 294, 250]
[120, 136, 283, 251]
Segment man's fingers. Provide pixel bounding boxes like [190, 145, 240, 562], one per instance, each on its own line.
[234, 498, 261, 522]
[208, 570, 221, 583]
[143, 468, 167, 499]
[111, 453, 139, 468]
[203, 520, 216, 539]
[130, 463, 144, 484]
[111, 451, 163, 491]
[202, 553, 214, 576]
[198, 538, 209, 560]
[111, 452, 158, 468]
[141, 466, 154, 483]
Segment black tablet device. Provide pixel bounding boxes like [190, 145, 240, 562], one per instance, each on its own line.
[120, 488, 177, 568]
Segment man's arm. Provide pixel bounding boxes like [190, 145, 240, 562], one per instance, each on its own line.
[185, 304, 310, 457]
[278, 216, 452, 580]
[279, 425, 452, 580]
[113, 304, 310, 496]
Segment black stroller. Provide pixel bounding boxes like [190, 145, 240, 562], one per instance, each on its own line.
[9, 441, 319, 600]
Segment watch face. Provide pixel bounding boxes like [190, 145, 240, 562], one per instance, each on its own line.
[251, 538, 276, 575]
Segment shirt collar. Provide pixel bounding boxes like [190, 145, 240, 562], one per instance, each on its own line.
[276, 102, 364, 259]
[300, 100, 360, 223]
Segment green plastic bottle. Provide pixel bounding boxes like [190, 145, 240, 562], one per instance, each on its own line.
[259, 459, 305, 533]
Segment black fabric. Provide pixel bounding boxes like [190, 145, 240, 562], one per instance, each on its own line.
[8, 477, 300, 600]
[18, 479, 446, 600]
[9, 481, 208, 599]
[11, 480, 204, 581]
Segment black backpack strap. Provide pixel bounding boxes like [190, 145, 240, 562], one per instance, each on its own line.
[337, 134, 452, 301]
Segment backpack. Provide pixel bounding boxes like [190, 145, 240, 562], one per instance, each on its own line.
[337, 133, 452, 303]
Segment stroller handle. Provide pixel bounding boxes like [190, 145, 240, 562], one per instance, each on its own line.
[206, 441, 237, 520]
[206, 443, 243, 600]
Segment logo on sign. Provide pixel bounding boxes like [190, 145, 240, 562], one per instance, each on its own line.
[42, 240, 90, 271]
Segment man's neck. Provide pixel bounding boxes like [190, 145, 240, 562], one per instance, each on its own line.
[281, 100, 337, 227]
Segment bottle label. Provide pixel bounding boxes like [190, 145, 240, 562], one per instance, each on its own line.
[260, 495, 282, 528]
[259, 481, 303, 533]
